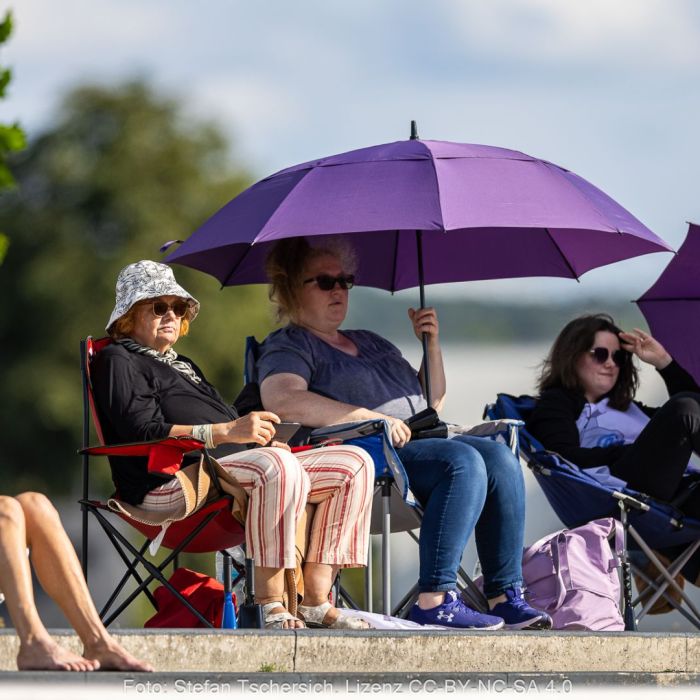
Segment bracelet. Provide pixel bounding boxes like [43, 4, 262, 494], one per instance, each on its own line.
[191, 424, 216, 449]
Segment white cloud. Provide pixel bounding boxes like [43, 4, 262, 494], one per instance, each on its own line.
[447, 0, 700, 68]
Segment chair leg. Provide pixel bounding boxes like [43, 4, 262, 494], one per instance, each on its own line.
[627, 524, 700, 628]
[90, 506, 220, 628]
[391, 583, 419, 619]
[337, 582, 361, 610]
[365, 537, 373, 612]
[380, 477, 391, 615]
[87, 509, 159, 617]
[81, 500, 89, 580]
[632, 560, 700, 629]
[98, 516, 215, 628]
[617, 501, 637, 631]
[100, 539, 155, 619]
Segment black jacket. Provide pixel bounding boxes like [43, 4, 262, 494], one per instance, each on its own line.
[526, 360, 699, 469]
[92, 343, 239, 504]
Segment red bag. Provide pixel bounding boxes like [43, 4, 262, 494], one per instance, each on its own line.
[144, 567, 235, 628]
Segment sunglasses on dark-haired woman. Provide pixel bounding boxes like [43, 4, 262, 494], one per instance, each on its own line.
[588, 347, 628, 367]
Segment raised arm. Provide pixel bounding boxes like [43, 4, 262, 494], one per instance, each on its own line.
[409, 307, 446, 411]
[620, 327, 699, 396]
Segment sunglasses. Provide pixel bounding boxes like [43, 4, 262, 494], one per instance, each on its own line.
[147, 300, 190, 318]
[589, 347, 628, 367]
[303, 274, 355, 291]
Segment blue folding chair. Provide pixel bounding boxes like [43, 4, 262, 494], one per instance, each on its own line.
[485, 393, 700, 630]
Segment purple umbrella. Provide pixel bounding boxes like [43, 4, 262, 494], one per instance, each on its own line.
[165, 127, 672, 401]
[165, 134, 670, 290]
[637, 222, 700, 384]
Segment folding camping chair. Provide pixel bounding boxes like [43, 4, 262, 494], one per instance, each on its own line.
[485, 393, 700, 630]
[79, 337, 248, 628]
[244, 336, 505, 617]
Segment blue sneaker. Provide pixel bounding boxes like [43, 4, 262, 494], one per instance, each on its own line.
[489, 586, 552, 630]
[409, 590, 505, 630]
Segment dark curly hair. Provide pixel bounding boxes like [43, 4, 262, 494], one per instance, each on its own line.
[537, 313, 638, 410]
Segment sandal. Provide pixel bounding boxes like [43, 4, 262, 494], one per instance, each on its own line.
[262, 601, 305, 629]
[297, 601, 372, 629]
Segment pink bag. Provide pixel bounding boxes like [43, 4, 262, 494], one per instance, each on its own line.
[522, 517, 624, 631]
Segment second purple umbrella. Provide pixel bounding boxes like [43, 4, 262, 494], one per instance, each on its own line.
[637, 222, 700, 384]
[165, 128, 672, 402]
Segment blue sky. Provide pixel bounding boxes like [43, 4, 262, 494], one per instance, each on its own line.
[3, 0, 700, 303]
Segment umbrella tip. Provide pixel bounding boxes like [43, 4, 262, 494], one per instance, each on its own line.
[159, 239, 183, 254]
[410, 120, 419, 140]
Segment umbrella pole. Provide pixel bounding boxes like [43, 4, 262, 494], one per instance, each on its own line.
[416, 229, 432, 407]
[409, 121, 432, 407]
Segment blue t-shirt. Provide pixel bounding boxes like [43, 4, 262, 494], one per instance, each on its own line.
[257, 325, 428, 421]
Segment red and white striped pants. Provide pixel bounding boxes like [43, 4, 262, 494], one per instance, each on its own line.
[140, 445, 374, 569]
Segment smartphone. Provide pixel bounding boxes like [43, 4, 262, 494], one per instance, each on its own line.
[269, 422, 302, 445]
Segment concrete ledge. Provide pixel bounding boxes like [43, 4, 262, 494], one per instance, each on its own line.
[0, 629, 698, 674]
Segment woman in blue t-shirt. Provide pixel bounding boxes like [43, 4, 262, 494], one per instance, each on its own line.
[258, 237, 551, 631]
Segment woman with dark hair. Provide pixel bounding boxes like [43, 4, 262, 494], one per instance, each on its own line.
[528, 313, 700, 514]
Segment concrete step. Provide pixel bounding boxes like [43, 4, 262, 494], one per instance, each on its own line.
[1, 629, 699, 677]
[0, 671, 699, 694]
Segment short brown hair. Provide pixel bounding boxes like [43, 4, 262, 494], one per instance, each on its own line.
[109, 299, 190, 340]
[537, 313, 638, 410]
[266, 236, 357, 323]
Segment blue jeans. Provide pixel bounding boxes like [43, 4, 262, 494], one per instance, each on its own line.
[398, 435, 525, 598]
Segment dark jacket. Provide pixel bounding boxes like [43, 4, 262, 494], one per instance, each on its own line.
[526, 360, 699, 469]
[92, 342, 239, 504]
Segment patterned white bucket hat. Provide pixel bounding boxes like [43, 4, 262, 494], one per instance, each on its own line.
[106, 260, 200, 332]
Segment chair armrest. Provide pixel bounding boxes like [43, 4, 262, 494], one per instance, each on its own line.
[308, 419, 388, 444]
[79, 436, 205, 476]
[449, 418, 523, 437]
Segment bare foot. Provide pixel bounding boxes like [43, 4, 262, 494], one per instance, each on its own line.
[84, 637, 154, 672]
[17, 636, 100, 672]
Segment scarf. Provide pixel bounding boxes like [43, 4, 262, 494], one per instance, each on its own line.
[117, 337, 202, 385]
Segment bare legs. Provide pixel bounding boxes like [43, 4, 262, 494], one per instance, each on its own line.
[0, 492, 153, 672]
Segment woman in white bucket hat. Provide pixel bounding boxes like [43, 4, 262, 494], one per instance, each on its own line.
[93, 261, 374, 629]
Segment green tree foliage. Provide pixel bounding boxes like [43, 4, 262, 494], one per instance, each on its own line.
[0, 80, 276, 494]
[0, 10, 27, 263]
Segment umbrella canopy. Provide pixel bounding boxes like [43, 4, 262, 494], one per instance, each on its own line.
[637, 222, 700, 384]
[165, 137, 672, 290]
